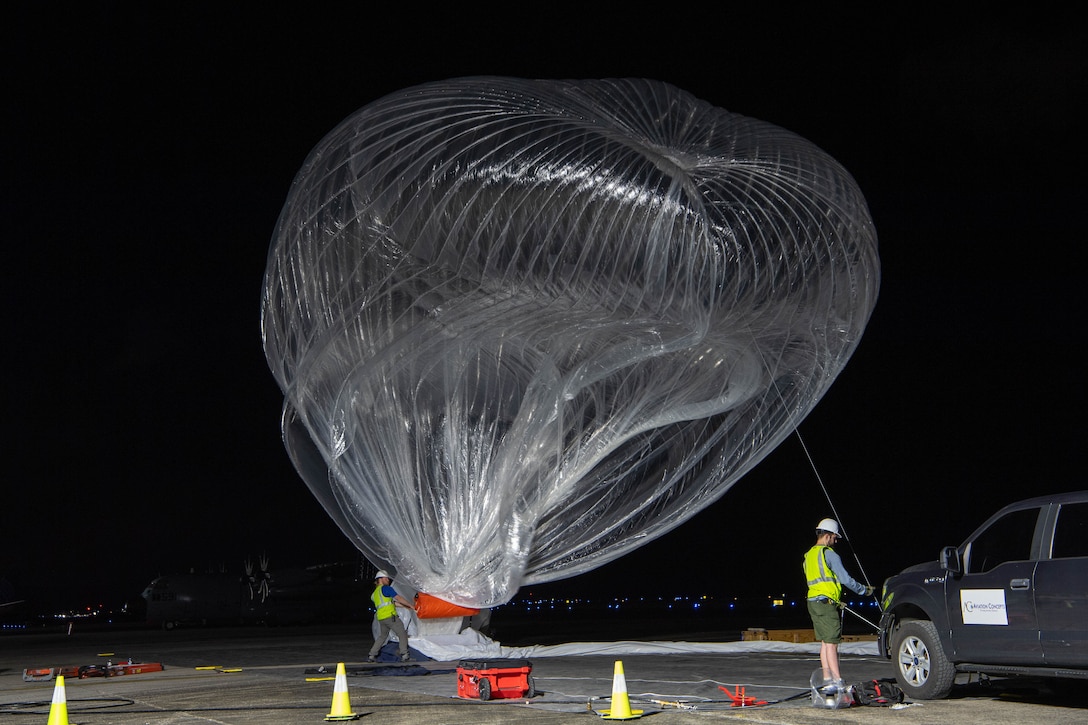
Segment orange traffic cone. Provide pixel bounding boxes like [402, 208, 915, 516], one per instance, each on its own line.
[324, 662, 359, 721]
[599, 660, 644, 720]
[46, 675, 69, 725]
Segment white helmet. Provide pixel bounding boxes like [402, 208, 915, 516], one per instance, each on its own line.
[374, 570, 392, 580]
[816, 518, 841, 536]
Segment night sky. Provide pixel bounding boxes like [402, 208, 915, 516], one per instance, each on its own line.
[6, 6, 1085, 613]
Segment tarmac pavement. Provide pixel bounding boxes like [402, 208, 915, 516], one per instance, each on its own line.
[1, 624, 1085, 724]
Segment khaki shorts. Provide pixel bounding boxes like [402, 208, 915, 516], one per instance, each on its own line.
[807, 598, 843, 644]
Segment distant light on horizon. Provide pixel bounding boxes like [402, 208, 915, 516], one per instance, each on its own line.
[500, 592, 817, 614]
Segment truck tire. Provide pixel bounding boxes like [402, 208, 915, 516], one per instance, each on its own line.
[890, 619, 956, 699]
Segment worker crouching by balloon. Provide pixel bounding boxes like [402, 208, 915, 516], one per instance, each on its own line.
[803, 519, 874, 706]
[368, 571, 417, 662]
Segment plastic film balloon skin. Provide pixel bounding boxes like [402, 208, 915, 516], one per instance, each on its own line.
[261, 77, 880, 608]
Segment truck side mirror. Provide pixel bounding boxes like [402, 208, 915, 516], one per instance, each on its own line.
[940, 546, 962, 574]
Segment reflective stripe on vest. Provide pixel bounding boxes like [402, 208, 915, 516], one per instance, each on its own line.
[372, 585, 396, 619]
[804, 545, 842, 602]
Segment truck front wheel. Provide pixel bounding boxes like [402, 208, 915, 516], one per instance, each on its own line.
[890, 619, 956, 699]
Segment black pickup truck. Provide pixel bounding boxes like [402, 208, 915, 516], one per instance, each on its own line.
[877, 491, 1088, 699]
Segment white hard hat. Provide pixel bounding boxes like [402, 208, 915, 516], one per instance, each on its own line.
[816, 518, 841, 536]
[374, 570, 392, 580]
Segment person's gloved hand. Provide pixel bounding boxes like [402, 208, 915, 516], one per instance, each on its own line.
[864, 585, 876, 597]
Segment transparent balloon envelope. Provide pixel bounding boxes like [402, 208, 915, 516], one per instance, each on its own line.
[262, 77, 880, 607]
[809, 669, 852, 709]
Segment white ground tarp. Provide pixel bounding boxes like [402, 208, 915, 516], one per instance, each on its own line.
[408, 628, 879, 662]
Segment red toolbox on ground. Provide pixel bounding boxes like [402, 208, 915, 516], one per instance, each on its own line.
[456, 658, 535, 700]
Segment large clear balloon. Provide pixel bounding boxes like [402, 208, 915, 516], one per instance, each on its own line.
[261, 77, 880, 608]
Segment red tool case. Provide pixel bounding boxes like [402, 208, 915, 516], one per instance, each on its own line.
[456, 658, 535, 700]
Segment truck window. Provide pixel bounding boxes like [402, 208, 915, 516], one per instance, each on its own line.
[1051, 502, 1088, 559]
[966, 507, 1040, 573]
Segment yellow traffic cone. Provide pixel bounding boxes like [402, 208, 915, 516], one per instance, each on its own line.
[324, 662, 359, 721]
[599, 660, 644, 720]
[46, 675, 69, 725]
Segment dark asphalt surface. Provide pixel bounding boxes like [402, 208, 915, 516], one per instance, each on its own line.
[2, 625, 1085, 723]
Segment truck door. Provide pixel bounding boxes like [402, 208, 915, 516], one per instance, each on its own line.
[1038, 500, 1088, 666]
[946, 505, 1043, 664]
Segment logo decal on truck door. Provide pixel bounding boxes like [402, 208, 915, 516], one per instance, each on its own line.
[960, 589, 1008, 625]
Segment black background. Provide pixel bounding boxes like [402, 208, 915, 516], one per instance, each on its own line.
[5, 5, 1085, 612]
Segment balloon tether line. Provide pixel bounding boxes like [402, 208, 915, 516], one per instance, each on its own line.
[756, 335, 875, 593]
[792, 430, 873, 590]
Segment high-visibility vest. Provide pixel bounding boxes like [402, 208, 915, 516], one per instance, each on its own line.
[372, 585, 396, 620]
[804, 545, 842, 602]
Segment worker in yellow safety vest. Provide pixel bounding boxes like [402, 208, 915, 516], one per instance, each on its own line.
[368, 570, 417, 662]
[803, 518, 875, 693]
